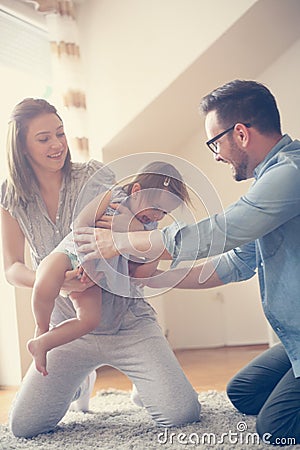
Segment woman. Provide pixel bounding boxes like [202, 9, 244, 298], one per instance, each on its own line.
[0, 98, 200, 438]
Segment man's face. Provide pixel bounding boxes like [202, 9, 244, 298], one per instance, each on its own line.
[205, 110, 249, 181]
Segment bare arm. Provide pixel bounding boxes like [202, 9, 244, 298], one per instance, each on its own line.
[145, 261, 224, 289]
[74, 227, 170, 262]
[1, 207, 94, 293]
[116, 229, 170, 259]
[129, 259, 160, 279]
[1, 207, 35, 288]
[74, 191, 112, 229]
[95, 203, 145, 232]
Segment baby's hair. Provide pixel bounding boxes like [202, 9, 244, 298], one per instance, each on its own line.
[123, 161, 191, 205]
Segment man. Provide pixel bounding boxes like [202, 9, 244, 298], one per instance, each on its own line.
[75, 80, 300, 444]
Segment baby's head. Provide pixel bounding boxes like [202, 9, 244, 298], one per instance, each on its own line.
[123, 161, 190, 225]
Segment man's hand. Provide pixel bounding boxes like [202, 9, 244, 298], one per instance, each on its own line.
[74, 227, 168, 262]
[74, 227, 121, 261]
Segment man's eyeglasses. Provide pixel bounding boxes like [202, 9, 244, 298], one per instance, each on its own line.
[206, 123, 251, 154]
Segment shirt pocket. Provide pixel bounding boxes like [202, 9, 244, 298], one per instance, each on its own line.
[260, 229, 284, 260]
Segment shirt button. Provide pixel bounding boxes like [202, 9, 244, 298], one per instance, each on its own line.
[56, 230, 60, 234]
[56, 215, 60, 220]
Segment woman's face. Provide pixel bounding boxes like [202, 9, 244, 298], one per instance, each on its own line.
[24, 113, 68, 174]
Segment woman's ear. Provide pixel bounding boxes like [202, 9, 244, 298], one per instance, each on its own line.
[131, 182, 142, 194]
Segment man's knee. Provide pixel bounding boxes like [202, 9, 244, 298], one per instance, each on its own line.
[226, 377, 260, 415]
[256, 407, 300, 446]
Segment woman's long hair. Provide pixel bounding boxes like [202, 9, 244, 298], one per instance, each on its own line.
[5, 98, 71, 206]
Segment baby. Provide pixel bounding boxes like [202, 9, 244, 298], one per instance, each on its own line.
[27, 161, 190, 375]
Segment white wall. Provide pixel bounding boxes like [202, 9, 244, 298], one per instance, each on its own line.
[161, 131, 269, 348]
[259, 38, 300, 140]
[0, 279, 22, 386]
[75, 0, 300, 350]
[77, 0, 256, 157]
[0, 126, 22, 386]
[161, 37, 300, 348]
[1, 0, 299, 384]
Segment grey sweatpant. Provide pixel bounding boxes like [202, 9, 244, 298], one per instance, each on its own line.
[10, 305, 200, 438]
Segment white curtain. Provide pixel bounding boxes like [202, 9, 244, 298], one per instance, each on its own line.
[24, 0, 89, 161]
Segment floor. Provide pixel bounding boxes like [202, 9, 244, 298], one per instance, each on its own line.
[0, 344, 267, 425]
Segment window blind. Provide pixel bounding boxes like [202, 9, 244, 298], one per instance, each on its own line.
[0, 8, 51, 81]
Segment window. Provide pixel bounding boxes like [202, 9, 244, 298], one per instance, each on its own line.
[0, 3, 53, 384]
[0, 6, 52, 179]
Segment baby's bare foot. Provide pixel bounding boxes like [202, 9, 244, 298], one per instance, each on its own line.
[27, 339, 48, 376]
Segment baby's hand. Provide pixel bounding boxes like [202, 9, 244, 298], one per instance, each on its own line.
[78, 266, 105, 286]
[96, 203, 144, 232]
[77, 266, 90, 283]
[61, 268, 94, 296]
[65, 267, 81, 281]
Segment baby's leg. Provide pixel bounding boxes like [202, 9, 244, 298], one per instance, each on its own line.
[28, 285, 102, 376]
[28, 253, 73, 375]
[70, 285, 102, 334]
[32, 253, 73, 334]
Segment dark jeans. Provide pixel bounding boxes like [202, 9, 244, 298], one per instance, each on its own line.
[227, 343, 300, 446]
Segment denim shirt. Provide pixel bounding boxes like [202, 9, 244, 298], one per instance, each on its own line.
[162, 135, 300, 377]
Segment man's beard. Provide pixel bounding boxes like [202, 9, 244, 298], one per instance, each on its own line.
[229, 140, 249, 181]
[232, 159, 248, 181]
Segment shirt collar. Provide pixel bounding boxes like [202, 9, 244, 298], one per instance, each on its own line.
[253, 134, 292, 179]
[32, 170, 67, 200]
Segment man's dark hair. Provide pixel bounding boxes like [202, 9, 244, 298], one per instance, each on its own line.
[199, 80, 282, 135]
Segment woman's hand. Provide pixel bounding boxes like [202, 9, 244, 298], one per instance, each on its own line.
[60, 267, 95, 296]
[96, 203, 144, 232]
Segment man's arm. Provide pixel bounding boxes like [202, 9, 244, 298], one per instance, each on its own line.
[146, 241, 257, 290]
[73, 227, 169, 262]
[145, 260, 224, 289]
[161, 161, 300, 266]
[114, 229, 170, 259]
[75, 160, 300, 264]
[129, 259, 160, 279]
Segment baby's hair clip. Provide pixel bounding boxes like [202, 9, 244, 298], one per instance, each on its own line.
[163, 176, 171, 187]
